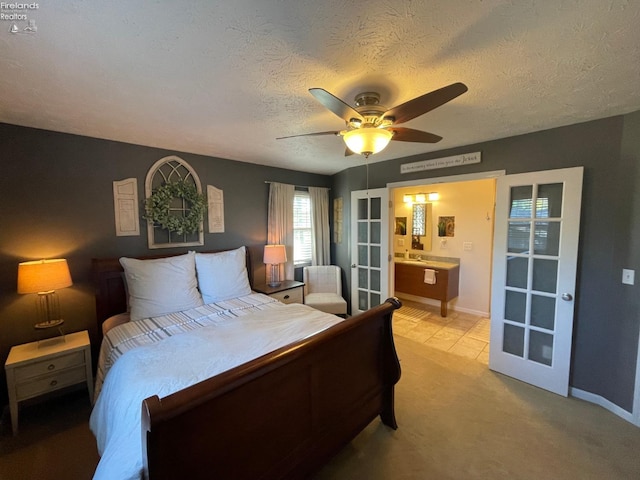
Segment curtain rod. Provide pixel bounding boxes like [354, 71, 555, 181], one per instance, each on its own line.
[264, 181, 330, 190]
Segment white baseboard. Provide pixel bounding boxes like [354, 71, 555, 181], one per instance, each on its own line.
[395, 292, 489, 318]
[570, 387, 638, 426]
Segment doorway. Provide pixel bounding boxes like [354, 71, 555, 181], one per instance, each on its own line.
[389, 176, 497, 363]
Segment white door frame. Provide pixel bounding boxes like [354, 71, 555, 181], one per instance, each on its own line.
[387, 170, 506, 190]
[387, 170, 506, 303]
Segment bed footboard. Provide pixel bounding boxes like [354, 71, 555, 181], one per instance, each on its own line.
[141, 298, 402, 480]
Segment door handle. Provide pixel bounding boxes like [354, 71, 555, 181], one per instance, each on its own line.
[561, 293, 573, 301]
[351, 264, 356, 268]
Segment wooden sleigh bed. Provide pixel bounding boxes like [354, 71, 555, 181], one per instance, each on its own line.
[91, 248, 401, 480]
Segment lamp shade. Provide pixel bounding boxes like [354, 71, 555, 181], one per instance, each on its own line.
[17, 259, 73, 294]
[263, 245, 287, 265]
[343, 128, 393, 156]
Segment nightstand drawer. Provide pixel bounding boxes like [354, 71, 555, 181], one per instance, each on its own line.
[271, 287, 303, 304]
[14, 351, 85, 383]
[16, 365, 87, 400]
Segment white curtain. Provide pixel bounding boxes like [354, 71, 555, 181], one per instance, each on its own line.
[267, 182, 295, 280]
[309, 186, 330, 266]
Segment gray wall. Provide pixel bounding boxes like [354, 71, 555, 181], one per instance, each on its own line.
[0, 122, 330, 403]
[331, 113, 640, 412]
[1, 112, 638, 415]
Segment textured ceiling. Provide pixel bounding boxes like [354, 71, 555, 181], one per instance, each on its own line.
[1, 1, 639, 175]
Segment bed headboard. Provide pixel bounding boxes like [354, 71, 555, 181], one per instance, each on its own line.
[91, 248, 253, 339]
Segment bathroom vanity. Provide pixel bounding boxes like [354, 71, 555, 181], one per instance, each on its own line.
[394, 259, 460, 317]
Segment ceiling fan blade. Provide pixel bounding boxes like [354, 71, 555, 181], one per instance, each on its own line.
[345, 147, 355, 156]
[276, 131, 340, 140]
[383, 82, 468, 124]
[388, 127, 443, 143]
[309, 88, 364, 123]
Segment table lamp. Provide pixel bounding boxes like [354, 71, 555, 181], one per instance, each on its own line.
[17, 259, 73, 329]
[263, 245, 287, 287]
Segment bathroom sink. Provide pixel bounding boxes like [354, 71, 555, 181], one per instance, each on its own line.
[398, 260, 427, 266]
[396, 259, 459, 269]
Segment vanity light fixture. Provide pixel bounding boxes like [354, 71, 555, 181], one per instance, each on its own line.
[428, 192, 439, 201]
[404, 193, 434, 204]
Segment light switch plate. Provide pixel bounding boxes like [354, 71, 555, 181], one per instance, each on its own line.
[463, 242, 473, 251]
[622, 269, 635, 285]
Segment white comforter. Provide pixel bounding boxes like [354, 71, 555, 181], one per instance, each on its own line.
[90, 302, 341, 480]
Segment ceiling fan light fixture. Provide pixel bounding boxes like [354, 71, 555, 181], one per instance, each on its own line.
[343, 128, 393, 157]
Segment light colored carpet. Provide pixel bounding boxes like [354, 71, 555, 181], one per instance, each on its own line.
[315, 335, 640, 479]
[1, 335, 639, 479]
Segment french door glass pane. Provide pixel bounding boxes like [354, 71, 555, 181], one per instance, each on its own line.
[534, 221, 561, 256]
[532, 259, 558, 293]
[358, 245, 368, 266]
[536, 183, 563, 218]
[358, 268, 368, 289]
[370, 246, 380, 268]
[531, 294, 556, 330]
[503, 324, 525, 357]
[370, 197, 381, 220]
[508, 222, 531, 253]
[358, 222, 368, 243]
[358, 290, 368, 311]
[370, 270, 380, 292]
[505, 290, 526, 323]
[509, 186, 533, 218]
[370, 292, 381, 308]
[370, 221, 381, 244]
[358, 198, 368, 220]
[506, 257, 528, 289]
[529, 330, 553, 366]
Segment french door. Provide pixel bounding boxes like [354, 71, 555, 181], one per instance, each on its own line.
[350, 188, 390, 315]
[489, 167, 584, 396]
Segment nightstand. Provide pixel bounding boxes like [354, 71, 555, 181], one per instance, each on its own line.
[254, 280, 305, 304]
[4, 330, 94, 435]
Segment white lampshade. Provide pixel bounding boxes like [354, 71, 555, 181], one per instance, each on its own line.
[343, 128, 393, 156]
[428, 192, 440, 201]
[17, 259, 73, 294]
[415, 193, 426, 203]
[263, 245, 287, 265]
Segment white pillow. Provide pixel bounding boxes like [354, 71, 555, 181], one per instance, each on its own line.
[119, 252, 204, 321]
[195, 247, 251, 304]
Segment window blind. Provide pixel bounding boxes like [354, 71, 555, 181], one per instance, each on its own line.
[293, 191, 312, 265]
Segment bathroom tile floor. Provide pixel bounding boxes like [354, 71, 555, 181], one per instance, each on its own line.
[393, 298, 490, 364]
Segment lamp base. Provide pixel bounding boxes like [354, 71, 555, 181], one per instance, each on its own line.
[34, 319, 64, 329]
[268, 281, 282, 288]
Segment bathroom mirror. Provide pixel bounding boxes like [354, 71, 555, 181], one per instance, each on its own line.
[411, 203, 433, 251]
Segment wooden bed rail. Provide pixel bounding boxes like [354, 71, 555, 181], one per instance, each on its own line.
[141, 297, 402, 480]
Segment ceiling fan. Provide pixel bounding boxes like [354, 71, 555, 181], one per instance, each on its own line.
[277, 82, 468, 158]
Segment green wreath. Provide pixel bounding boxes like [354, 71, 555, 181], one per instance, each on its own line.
[144, 181, 207, 235]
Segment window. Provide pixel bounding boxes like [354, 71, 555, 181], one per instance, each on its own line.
[293, 190, 312, 265]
